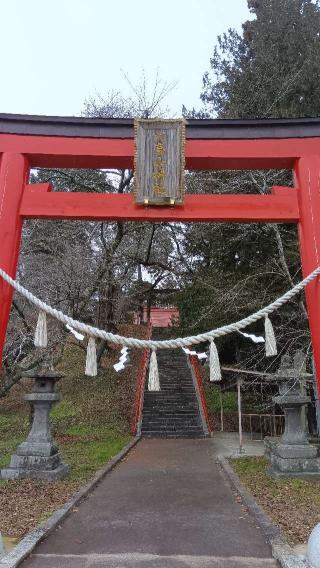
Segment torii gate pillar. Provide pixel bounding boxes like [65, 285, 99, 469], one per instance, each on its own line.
[295, 156, 320, 382]
[0, 153, 29, 363]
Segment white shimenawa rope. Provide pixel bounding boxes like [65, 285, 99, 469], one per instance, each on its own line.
[0, 266, 320, 350]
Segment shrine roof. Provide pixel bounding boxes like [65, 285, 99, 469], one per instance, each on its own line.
[1, 113, 320, 139]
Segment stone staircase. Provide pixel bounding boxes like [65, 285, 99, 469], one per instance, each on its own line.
[141, 328, 206, 438]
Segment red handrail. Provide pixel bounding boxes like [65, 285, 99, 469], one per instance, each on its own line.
[189, 355, 214, 433]
[131, 323, 152, 436]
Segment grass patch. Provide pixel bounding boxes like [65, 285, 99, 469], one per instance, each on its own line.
[230, 456, 320, 545]
[0, 415, 29, 470]
[51, 399, 80, 421]
[63, 434, 130, 483]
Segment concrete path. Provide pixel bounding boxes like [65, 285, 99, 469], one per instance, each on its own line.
[211, 431, 266, 457]
[22, 439, 277, 567]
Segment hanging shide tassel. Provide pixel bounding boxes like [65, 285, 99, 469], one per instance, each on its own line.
[85, 337, 97, 376]
[34, 310, 48, 347]
[264, 315, 277, 357]
[148, 349, 160, 391]
[209, 339, 221, 382]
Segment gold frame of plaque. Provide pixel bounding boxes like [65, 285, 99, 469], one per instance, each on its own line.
[133, 118, 186, 205]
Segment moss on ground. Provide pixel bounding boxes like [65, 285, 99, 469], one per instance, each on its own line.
[231, 456, 320, 545]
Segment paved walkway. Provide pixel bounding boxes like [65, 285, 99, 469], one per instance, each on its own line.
[23, 439, 277, 567]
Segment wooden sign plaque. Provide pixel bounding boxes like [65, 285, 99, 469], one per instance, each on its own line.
[134, 119, 185, 205]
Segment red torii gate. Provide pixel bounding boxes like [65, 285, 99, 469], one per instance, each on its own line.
[0, 114, 319, 390]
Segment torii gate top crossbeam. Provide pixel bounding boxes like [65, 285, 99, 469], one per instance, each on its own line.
[2, 113, 320, 139]
[1, 113, 320, 170]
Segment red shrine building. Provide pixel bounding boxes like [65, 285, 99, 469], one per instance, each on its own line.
[135, 306, 179, 328]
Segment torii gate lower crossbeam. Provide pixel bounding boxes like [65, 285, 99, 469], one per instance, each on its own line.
[0, 115, 320, 394]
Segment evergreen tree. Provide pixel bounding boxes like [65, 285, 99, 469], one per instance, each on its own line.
[179, 0, 320, 368]
[201, 0, 320, 118]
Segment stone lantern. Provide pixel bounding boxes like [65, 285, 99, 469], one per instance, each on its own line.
[1, 362, 69, 481]
[266, 351, 320, 479]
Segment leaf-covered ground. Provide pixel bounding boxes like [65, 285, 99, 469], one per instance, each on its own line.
[231, 456, 320, 545]
[0, 325, 147, 539]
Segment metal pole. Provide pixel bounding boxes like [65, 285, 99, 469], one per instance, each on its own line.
[220, 387, 224, 432]
[312, 356, 320, 436]
[237, 378, 244, 454]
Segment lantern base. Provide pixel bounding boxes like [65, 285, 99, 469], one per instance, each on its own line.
[1, 459, 69, 481]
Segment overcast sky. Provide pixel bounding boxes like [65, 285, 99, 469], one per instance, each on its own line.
[0, 0, 251, 117]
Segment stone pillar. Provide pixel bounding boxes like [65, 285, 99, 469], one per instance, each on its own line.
[267, 352, 320, 479]
[1, 364, 69, 481]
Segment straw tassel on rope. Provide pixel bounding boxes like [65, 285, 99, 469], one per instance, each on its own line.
[85, 337, 97, 376]
[209, 339, 221, 382]
[264, 315, 277, 357]
[34, 310, 48, 347]
[148, 348, 160, 391]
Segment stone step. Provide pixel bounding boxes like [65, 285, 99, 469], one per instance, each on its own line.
[142, 416, 200, 423]
[144, 397, 197, 402]
[144, 398, 198, 403]
[143, 410, 199, 415]
[158, 378, 190, 381]
[141, 431, 205, 438]
[141, 329, 204, 438]
[142, 422, 201, 428]
[149, 381, 194, 386]
[151, 390, 194, 394]
[143, 407, 200, 412]
[144, 391, 196, 396]
[146, 393, 197, 399]
[144, 408, 199, 412]
[154, 388, 195, 392]
[155, 380, 194, 384]
[144, 395, 199, 401]
[144, 401, 198, 406]
[141, 425, 204, 433]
